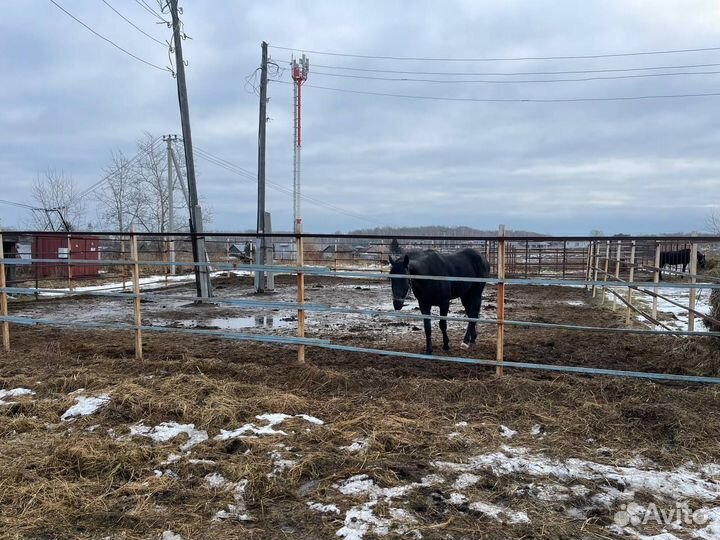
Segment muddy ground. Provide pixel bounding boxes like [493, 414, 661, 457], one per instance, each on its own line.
[1, 275, 719, 539]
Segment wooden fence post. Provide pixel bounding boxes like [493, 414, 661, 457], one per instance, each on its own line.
[496, 224, 506, 377]
[625, 241, 636, 325]
[297, 232, 306, 364]
[600, 241, 611, 305]
[612, 241, 622, 311]
[121, 238, 127, 292]
[67, 233, 73, 293]
[0, 234, 9, 352]
[652, 243, 661, 320]
[688, 242, 698, 332]
[592, 241, 600, 298]
[584, 241, 593, 288]
[130, 229, 143, 360]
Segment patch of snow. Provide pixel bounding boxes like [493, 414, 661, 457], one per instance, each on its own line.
[160, 532, 184, 540]
[307, 501, 341, 514]
[335, 475, 377, 497]
[335, 501, 419, 540]
[453, 473, 480, 490]
[418, 474, 444, 487]
[455, 421, 468, 427]
[153, 469, 179, 480]
[215, 412, 324, 441]
[499, 425, 517, 438]
[295, 414, 324, 425]
[61, 395, 110, 421]
[214, 480, 252, 522]
[161, 454, 182, 465]
[0, 387, 35, 405]
[340, 437, 369, 454]
[433, 446, 719, 502]
[701, 464, 720, 478]
[188, 458, 215, 465]
[447, 431, 461, 440]
[268, 448, 297, 478]
[130, 422, 208, 451]
[204, 472, 227, 489]
[468, 501, 530, 524]
[448, 492, 467, 505]
[530, 424, 545, 437]
[570, 484, 591, 498]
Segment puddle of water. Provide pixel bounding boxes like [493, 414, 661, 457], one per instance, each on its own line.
[175, 315, 295, 330]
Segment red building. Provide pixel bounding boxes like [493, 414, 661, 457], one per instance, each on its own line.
[32, 235, 100, 279]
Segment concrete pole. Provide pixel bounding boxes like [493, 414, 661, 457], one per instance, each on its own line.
[255, 41, 269, 293]
[165, 135, 176, 276]
[169, 0, 211, 299]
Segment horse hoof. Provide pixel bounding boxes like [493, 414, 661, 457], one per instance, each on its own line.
[461, 342, 470, 349]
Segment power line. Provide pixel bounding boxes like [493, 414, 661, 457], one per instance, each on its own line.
[269, 44, 720, 62]
[309, 69, 720, 85]
[281, 60, 720, 77]
[271, 79, 720, 103]
[101, 0, 166, 46]
[194, 148, 374, 223]
[134, 0, 169, 23]
[192, 148, 376, 224]
[73, 137, 163, 202]
[48, 0, 170, 72]
[0, 199, 44, 211]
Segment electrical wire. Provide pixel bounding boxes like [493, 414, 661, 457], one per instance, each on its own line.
[279, 60, 720, 77]
[0, 199, 44, 211]
[309, 68, 720, 84]
[135, 0, 168, 23]
[101, 0, 165, 46]
[48, 0, 170, 72]
[269, 43, 720, 62]
[192, 148, 376, 224]
[194, 148, 375, 223]
[72, 137, 163, 202]
[271, 79, 720, 103]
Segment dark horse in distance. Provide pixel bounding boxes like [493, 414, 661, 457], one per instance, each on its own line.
[659, 248, 706, 280]
[389, 248, 490, 354]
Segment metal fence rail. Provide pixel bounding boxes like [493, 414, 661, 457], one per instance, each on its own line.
[1, 229, 719, 384]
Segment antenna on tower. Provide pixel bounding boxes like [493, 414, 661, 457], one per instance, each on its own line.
[291, 54, 309, 233]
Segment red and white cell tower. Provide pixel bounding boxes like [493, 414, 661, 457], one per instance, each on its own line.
[291, 54, 309, 233]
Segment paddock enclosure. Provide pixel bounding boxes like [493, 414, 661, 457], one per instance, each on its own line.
[1, 230, 720, 539]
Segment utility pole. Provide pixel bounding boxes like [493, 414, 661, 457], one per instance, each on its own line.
[164, 134, 178, 275]
[255, 41, 269, 292]
[168, 0, 211, 299]
[291, 54, 309, 233]
[291, 54, 309, 363]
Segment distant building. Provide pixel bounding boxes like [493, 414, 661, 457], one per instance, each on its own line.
[228, 242, 253, 260]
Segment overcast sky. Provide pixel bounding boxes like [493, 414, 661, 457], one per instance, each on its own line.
[2, 0, 720, 234]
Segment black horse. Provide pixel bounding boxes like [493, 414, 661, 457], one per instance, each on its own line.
[389, 248, 490, 354]
[659, 248, 706, 280]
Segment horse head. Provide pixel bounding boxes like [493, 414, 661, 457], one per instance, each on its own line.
[698, 251, 707, 269]
[388, 254, 411, 310]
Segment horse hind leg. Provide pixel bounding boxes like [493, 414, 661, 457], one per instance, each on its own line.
[461, 286, 482, 347]
[420, 303, 433, 355]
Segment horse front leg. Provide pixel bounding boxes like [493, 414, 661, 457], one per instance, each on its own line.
[420, 304, 433, 355]
[439, 302, 450, 351]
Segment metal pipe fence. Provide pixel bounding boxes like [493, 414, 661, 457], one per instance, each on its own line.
[2, 230, 720, 384]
